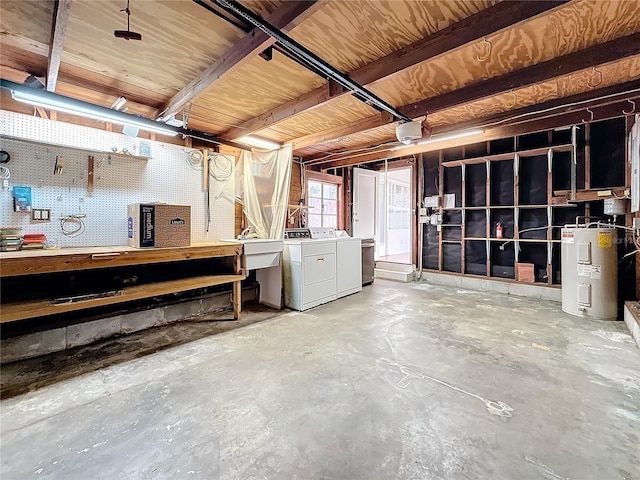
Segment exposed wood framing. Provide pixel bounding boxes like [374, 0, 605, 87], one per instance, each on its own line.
[311, 94, 640, 170]
[222, 0, 567, 140]
[35, 107, 49, 119]
[401, 33, 640, 119]
[294, 33, 640, 152]
[158, 0, 321, 120]
[295, 112, 394, 153]
[47, 0, 72, 92]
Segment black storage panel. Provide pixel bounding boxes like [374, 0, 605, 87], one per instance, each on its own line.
[444, 166, 462, 207]
[443, 243, 462, 273]
[490, 159, 514, 206]
[519, 208, 547, 239]
[519, 154, 548, 205]
[552, 151, 572, 192]
[465, 163, 486, 207]
[423, 225, 439, 270]
[442, 227, 462, 241]
[465, 240, 487, 276]
[518, 244, 548, 283]
[490, 242, 515, 279]
[590, 118, 626, 188]
[466, 210, 486, 238]
[490, 208, 514, 239]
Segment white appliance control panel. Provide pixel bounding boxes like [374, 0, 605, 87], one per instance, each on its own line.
[309, 227, 336, 239]
[284, 228, 311, 239]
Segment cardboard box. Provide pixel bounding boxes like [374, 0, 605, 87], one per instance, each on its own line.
[516, 262, 535, 283]
[128, 204, 191, 248]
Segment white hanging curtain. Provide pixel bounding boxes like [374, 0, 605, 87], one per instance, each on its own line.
[227, 145, 293, 239]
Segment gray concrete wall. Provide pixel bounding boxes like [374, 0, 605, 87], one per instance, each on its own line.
[1, 289, 255, 364]
[419, 271, 562, 302]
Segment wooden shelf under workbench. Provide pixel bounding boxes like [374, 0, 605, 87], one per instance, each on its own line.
[0, 242, 246, 323]
[1, 275, 244, 323]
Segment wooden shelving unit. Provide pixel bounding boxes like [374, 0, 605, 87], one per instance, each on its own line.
[0, 134, 152, 160]
[0, 242, 246, 322]
[421, 118, 629, 287]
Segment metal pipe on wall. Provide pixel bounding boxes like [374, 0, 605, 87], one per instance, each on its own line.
[416, 153, 424, 278]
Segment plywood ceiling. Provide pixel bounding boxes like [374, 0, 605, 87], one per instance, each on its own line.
[1, 0, 639, 161]
[288, 0, 497, 73]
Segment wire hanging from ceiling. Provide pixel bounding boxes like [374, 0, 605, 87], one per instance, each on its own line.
[114, 0, 142, 41]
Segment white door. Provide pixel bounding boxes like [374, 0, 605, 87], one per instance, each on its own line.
[353, 167, 379, 250]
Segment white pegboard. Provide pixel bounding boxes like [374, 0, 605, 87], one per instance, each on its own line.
[0, 111, 235, 247]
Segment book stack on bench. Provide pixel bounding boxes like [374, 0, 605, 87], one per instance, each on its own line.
[1, 227, 22, 252]
[21, 233, 47, 250]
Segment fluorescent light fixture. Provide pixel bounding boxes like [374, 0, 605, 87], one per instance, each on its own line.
[9, 85, 177, 137]
[391, 129, 484, 151]
[236, 135, 281, 150]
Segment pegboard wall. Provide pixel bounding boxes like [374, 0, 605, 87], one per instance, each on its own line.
[0, 110, 235, 247]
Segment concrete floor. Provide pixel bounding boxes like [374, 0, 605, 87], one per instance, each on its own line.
[1, 280, 639, 479]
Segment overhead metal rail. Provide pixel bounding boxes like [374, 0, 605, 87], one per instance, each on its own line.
[207, 0, 412, 122]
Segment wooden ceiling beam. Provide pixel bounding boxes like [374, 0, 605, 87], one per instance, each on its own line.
[426, 79, 640, 138]
[308, 82, 640, 169]
[400, 32, 640, 119]
[221, 0, 568, 140]
[158, 0, 321, 120]
[47, 0, 72, 92]
[293, 32, 640, 152]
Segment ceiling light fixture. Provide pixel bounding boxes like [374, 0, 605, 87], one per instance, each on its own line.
[4, 80, 178, 136]
[110, 96, 127, 111]
[391, 129, 484, 151]
[236, 135, 281, 150]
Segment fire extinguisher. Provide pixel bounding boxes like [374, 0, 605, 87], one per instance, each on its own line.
[496, 222, 504, 239]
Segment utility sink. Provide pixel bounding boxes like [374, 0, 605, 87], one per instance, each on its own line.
[221, 238, 284, 270]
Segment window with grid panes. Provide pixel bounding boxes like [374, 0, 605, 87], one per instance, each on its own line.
[307, 180, 338, 228]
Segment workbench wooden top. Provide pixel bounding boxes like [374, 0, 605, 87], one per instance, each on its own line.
[0, 242, 240, 259]
[0, 242, 243, 277]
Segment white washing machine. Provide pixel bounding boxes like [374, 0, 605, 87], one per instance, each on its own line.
[283, 228, 337, 311]
[335, 231, 362, 298]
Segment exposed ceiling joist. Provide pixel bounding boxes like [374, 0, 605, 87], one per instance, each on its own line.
[309, 80, 640, 169]
[221, 0, 568, 140]
[158, 0, 321, 120]
[47, 0, 72, 92]
[293, 32, 640, 153]
[211, 0, 412, 122]
[400, 33, 640, 119]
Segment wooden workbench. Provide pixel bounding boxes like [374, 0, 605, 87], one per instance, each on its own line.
[0, 242, 245, 323]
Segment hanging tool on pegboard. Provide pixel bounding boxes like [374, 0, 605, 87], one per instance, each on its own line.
[87, 155, 95, 194]
[53, 155, 64, 175]
[202, 148, 210, 232]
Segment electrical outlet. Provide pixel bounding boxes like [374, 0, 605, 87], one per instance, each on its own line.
[419, 207, 427, 216]
[633, 217, 640, 230]
[419, 216, 428, 224]
[31, 208, 51, 222]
